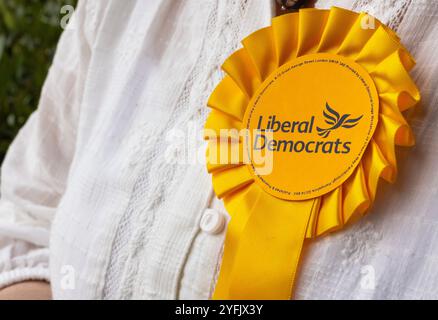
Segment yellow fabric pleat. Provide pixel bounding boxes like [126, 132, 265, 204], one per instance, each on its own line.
[315, 187, 343, 236]
[222, 48, 261, 97]
[296, 9, 329, 56]
[317, 6, 358, 54]
[342, 164, 370, 224]
[398, 47, 416, 71]
[380, 101, 415, 146]
[362, 140, 390, 202]
[242, 27, 278, 80]
[337, 12, 380, 59]
[272, 13, 299, 65]
[212, 165, 253, 199]
[383, 24, 400, 41]
[379, 91, 418, 112]
[204, 109, 242, 140]
[371, 50, 420, 102]
[206, 140, 243, 173]
[207, 76, 249, 121]
[355, 26, 402, 71]
[305, 197, 321, 238]
[373, 114, 400, 182]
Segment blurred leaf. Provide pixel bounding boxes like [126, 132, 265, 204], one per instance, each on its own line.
[0, 35, 5, 60]
[0, 0, 16, 30]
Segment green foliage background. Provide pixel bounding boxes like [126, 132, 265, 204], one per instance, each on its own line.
[0, 0, 76, 164]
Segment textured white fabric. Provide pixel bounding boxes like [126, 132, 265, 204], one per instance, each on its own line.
[294, 0, 438, 300]
[0, 0, 98, 288]
[0, 0, 438, 300]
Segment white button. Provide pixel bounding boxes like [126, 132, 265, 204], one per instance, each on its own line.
[200, 209, 226, 235]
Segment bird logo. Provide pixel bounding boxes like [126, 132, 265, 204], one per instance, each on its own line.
[316, 102, 363, 138]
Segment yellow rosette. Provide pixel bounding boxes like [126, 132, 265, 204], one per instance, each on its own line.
[204, 7, 420, 300]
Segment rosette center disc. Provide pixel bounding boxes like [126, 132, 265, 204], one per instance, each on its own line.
[243, 53, 379, 200]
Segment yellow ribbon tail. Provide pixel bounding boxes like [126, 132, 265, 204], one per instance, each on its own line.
[207, 7, 420, 301]
[213, 192, 318, 300]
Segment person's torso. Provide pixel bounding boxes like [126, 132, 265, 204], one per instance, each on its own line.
[50, 0, 438, 299]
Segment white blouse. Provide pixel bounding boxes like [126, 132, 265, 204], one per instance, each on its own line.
[1, 0, 438, 299]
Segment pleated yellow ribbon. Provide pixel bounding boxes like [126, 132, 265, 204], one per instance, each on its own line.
[205, 7, 420, 300]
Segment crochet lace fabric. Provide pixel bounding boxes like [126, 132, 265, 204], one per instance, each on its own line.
[102, 0, 253, 299]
